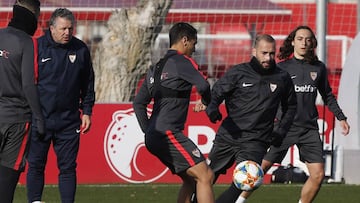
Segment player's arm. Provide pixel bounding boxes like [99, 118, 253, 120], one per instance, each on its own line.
[22, 38, 45, 134]
[179, 57, 211, 106]
[205, 66, 238, 123]
[317, 64, 349, 135]
[208, 66, 238, 107]
[278, 73, 297, 135]
[80, 47, 95, 117]
[133, 75, 152, 133]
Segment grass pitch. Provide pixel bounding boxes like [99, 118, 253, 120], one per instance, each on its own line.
[14, 183, 360, 203]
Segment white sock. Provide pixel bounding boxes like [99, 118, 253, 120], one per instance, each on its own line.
[298, 200, 302, 203]
[32, 201, 42, 203]
[235, 196, 247, 203]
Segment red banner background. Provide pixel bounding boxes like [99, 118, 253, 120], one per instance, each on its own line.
[18, 103, 334, 185]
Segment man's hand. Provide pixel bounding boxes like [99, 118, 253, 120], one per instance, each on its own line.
[339, 120, 350, 135]
[81, 115, 91, 134]
[193, 99, 207, 112]
[207, 109, 222, 123]
[36, 119, 45, 140]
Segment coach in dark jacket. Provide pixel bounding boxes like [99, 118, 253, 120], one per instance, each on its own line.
[26, 8, 95, 203]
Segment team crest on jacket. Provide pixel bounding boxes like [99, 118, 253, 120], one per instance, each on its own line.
[192, 148, 201, 158]
[69, 54, 76, 63]
[310, 72, 317, 81]
[270, 83, 277, 92]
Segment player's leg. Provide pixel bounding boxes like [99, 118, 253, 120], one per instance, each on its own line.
[27, 127, 51, 203]
[186, 161, 215, 203]
[0, 123, 29, 203]
[0, 165, 21, 203]
[53, 129, 80, 203]
[298, 129, 325, 203]
[205, 135, 238, 203]
[147, 130, 215, 203]
[237, 129, 295, 203]
[190, 134, 236, 203]
[300, 162, 324, 203]
[178, 172, 196, 203]
[216, 139, 268, 203]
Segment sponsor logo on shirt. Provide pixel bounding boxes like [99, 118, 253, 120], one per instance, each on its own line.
[294, 84, 317, 92]
[242, 82, 253, 87]
[0, 49, 10, 58]
[41, 57, 51, 62]
[161, 73, 168, 80]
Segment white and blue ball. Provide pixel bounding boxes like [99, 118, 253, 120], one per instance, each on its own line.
[233, 160, 264, 191]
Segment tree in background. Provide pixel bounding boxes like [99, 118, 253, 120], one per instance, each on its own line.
[93, 0, 173, 102]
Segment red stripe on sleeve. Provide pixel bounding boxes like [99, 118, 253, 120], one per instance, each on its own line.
[32, 37, 39, 84]
[14, 122, 30, 170]
[166, 130, 195, 166]
[183, 55, 207, 79]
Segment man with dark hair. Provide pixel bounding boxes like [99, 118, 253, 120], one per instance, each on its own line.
[133, 22, 215, 203]
[202, 34, 297, 203]
[239, 26, 350, 203]
[26, 8, 95, 203]
[0, 0, 43, 202]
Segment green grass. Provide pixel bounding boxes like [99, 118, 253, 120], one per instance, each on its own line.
[14, 183, 360, 203]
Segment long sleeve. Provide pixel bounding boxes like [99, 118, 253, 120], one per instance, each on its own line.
[206, 66, 238, 115]
[318, 63, 346, 121]
[80, 48, 95, 116]
[133, 78, 152, 133]
[277, 73, 297, 135]
[22, 38, 44, 122]
[177, 56, 211, 105]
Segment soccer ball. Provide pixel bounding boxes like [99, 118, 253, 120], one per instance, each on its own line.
[233, 160, 264, 191]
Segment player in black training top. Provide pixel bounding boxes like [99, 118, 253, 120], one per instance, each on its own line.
[201, 34, 297, 203]
[133, 22, 215, 203]
[0, 1, 44, 202]
[240, 26, 350, 203]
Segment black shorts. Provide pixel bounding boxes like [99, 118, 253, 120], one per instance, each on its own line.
[145, 130, 205, 174]
[0, 122, 30, 171]
[207, 134, 268, 175]
[264, 126, 324, 164]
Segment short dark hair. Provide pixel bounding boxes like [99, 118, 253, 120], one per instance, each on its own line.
[15, 0, 40, 17]
[169, 22, 197, 47]
[253, 34, 276, 48]
[49, 8, 75, 27]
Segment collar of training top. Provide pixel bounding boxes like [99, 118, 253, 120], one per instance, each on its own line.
[8, 5, 38, 36]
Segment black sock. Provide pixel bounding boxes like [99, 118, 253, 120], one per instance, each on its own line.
[191, 191, 197, 203]
[216, 183, 242, 203]
[0, 165, 21, 203]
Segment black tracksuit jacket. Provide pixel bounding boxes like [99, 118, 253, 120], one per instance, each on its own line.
[206, 57, 297, 142]
[36, 30, 95, 131]
[133, 50, 211, 134]
[0, 26, 43, 123]
[278, 57, 346, 129]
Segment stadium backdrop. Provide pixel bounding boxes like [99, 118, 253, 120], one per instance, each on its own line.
[0, 0, 355, 185]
